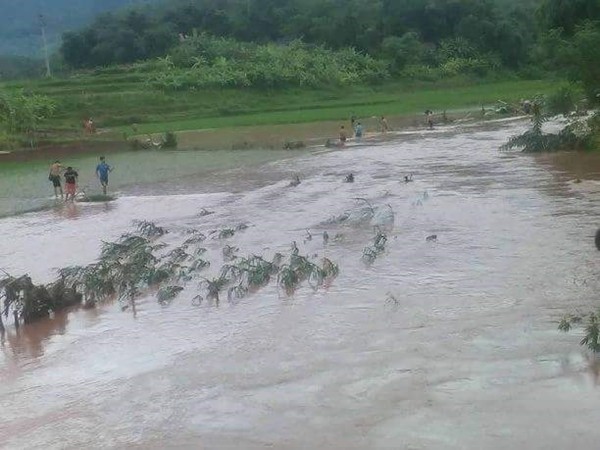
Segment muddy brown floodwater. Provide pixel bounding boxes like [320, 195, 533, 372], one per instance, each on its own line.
[1, 118, 600, 449]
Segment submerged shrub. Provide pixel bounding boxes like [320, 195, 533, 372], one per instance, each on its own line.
[362, 231, 388, 265]
[545, 85, 578, 117]
[135, 220, 167, 238]
[162, 131, 178, 149]
[157, 285, 184, 306]
[502, 102, 596, 152]
[560, 313, 600, 353]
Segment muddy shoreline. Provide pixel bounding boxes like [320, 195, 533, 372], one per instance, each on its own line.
[0, 109, 500, 163]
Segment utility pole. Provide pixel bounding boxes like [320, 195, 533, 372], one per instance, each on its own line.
[39, 14, 52, 78]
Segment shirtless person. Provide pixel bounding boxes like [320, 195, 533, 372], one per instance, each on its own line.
[48, 160, 63, 199]
[380, 116, 390, 133]
[339, 125, 348, 147]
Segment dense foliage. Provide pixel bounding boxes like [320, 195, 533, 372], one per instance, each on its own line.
[59, 0, 537, 72]
[0, 89, 56, 147]
[144, 36, 388, 89]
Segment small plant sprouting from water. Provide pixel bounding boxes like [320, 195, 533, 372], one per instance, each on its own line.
[162, 131, 178, 149]
[183, 232, 207, 246]
[189, 258, 210, 272]
[386, 292, 400, 306]
[224, 255, 278, 301]
[278, 250, 339, 295]
[198, 208, 215, 217]
[559, 313, 600, 353]
[362, 230, 388, 265]
[157, 285, 184, 306]
[134, 220, 167, 238]
[222, 245, 239, 261]
[217, 228, 235, 239]
[202, 276, 230, 304]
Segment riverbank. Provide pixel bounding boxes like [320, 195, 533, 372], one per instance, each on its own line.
[0, 107, 508, 161]
[0, 77, 560, 152]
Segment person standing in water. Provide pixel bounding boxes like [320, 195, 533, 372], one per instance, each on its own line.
[96, 156, 112, 195]
[339, 125, 348, 147]
[63, 166, 79, 202]
[380, 116, 390, 133]
[425, 110, 434, 130]
[354, 122, 364, 140]
[48, 160, 63, 199]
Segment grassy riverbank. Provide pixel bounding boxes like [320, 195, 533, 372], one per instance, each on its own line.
[2, 75, 560, 142]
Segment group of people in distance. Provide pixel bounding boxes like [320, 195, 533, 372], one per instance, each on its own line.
[48, 156, 112, 201]
[338, 115, 390, 146]
[338, 111, 437, 146]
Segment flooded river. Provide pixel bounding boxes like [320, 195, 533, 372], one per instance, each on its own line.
[1, 119, 600, 449]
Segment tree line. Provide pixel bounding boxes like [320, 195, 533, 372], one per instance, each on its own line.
[61, 0, 541, 71]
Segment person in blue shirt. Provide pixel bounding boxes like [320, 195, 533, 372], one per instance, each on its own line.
[354, 122, 363, 140]
[95, 156, 112, 195]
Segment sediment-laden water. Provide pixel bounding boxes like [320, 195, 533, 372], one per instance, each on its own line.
[1, 119, 600, 449]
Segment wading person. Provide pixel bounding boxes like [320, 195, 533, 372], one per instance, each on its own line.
[425, 110, 434, 130]
[64, 166, 79, 202]
[354, 122, 363, 140]
[48, 160, 63, 199]
[339, 125, 348, 146]
[380, 116, 390, 133]
[96, 156, 112, 195]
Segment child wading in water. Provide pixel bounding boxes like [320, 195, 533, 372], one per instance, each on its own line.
[64, 167, 79, 202]
[96, 156, 113, 195]
[339, 125, 348, 146]
[354, 122, 363, 140]
[48, 160, 63, 199]
[380, 116, 390, 133]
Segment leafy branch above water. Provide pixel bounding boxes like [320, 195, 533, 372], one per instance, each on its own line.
[559, 313, 600, 353]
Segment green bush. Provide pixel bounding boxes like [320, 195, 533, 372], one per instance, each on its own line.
[146, 36, 390, 91]
[545, 85, 578, 116]
[162, 131, 177, 149]
[400, 64, 441, 81]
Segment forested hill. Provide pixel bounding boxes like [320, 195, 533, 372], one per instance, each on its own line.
[0, 0, 161, 57]
[60, 0, 545, 70]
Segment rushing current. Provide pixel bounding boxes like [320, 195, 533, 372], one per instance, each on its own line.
[1, 119, 600, 449]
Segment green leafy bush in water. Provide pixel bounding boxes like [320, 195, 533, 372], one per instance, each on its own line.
[545, 85, 578, 117]
[0, 275, 82, 329]
[135, 220, 167, 238]
[362, 231, 388, 265]
[559, 313, 600, 353]
[146, 36, 389, 90]
[277, 251, 339, 296]
[162, 131, 177, 149]
[501, 102, 593, 153]
[3, 218, 341, 325]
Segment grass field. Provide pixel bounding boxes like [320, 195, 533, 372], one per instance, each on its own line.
[2, 73, 561, 139]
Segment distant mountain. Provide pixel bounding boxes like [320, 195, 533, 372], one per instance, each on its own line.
[0, 0, 161, 57]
